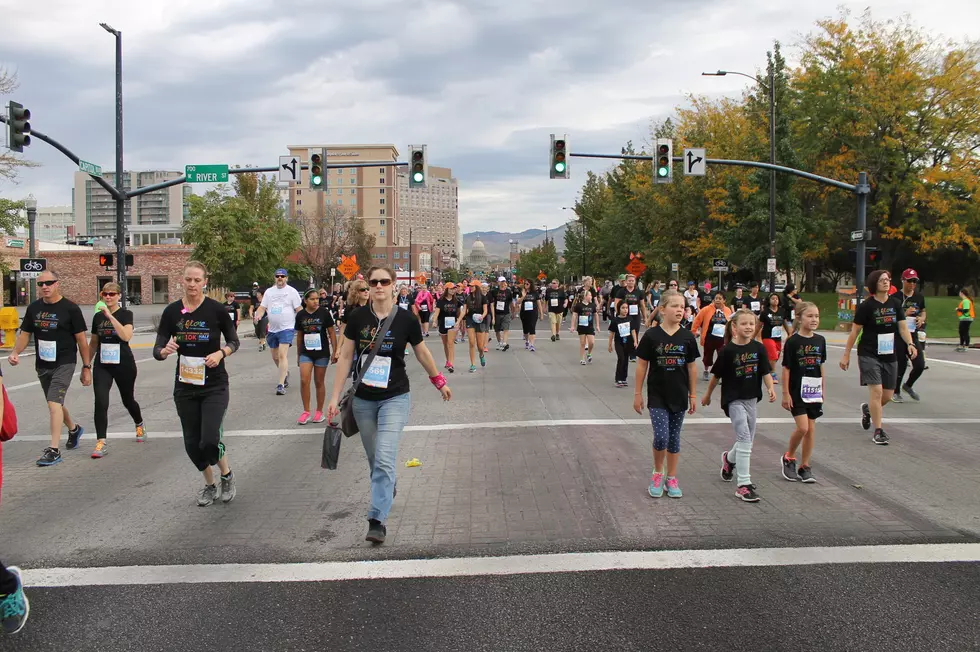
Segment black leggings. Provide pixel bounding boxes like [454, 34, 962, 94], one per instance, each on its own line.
[896, 343, 925, 391]
[520, 312, 537, 335]
[960, 320, 972, 347]
[615, 338, 635, 383]
[94, 363, 143, 439]
[174, 385, 229, 471]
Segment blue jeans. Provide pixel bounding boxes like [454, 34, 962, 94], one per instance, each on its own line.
[352, 392, 412, 523]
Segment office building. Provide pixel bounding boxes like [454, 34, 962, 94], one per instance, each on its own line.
[397, 165, 459, 269]
[72, 171, 191, 240]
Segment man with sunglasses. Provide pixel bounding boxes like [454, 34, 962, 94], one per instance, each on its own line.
[252, 268, 303, 395]
[8, 270, 92, 466]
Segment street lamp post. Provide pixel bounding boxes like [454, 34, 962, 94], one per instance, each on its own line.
[24, 195, 37, 303]
[703, 67, 777, 292]
[100, 22, 127, 307]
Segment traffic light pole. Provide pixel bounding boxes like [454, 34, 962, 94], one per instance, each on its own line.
[109, 27, 127, 307]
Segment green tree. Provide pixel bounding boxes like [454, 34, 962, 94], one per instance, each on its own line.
[294, 204, 375, 286]
[515, 239, 560, 282]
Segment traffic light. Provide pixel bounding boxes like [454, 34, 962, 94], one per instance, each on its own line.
[867, 248, 880, 269]
[655, 138, 672, 184]
[6, 101, 31, 153]
[409, 145, 427, 188]
[550, 134, 569, 179]
[99, 253, 114, 267]
[308, 148, 325, 191]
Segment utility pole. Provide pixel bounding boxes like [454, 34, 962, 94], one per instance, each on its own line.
[409, 227, 413, 284]
[101, 23, 127, 307]
[768, 64, 777, 295]
[25, 196, 37, 303]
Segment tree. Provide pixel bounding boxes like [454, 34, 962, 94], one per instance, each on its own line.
[294, 203, 376, 286]
[515, 239, 560, 282]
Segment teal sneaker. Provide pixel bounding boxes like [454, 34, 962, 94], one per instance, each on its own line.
[0, 566, 30, 635]
[648, 471, 665, 498]
[469, 364, 476, 373]
[665, 476, 683, 498]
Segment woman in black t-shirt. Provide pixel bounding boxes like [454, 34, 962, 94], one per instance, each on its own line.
[295, 289, 338, 425]
[518, 280, 539, 351]
[572, 290, 598, 365]
[327, 266, 452, 545]
[430, 283, 466, 372]
[89, 282, 144, 458]
[334, 279, 369, 365]
[223, 292, 240, 330]
[153, 261, 240, 507]
[464, 281, 489, 372]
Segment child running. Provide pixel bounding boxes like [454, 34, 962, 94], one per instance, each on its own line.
[702, 309, 776, 502]
[780, 302, 826, 483]
[633, 290, 700, 499]
[609, 300, 638, 387]
[572, 290, 598, 365]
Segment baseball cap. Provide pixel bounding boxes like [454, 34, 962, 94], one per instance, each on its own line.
[252, 281, 259, 286]
[901, 268, 919, 281]
[470, 279, 481, 287]
[274, 268, 288, 277]
[445, 282, 456, 289]
[618, 274, 627, 281]
[498, 276, 506, 282]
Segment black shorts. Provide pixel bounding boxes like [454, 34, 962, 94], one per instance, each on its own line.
[790, 400, 823, 420]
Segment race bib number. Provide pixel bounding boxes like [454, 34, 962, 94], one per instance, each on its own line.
[361, 356, 392, 389]
[100, 342, 121, 365]
[771, 326, 784, 339]
[750, 301, 761, 312]
[628, 304, 639, 315]
[270, 305, 283, 315]
[801, 376, 823, 404]
[38, 339, 57, 362]
[905, 316, 917, 333]
[711, 323, 727, 338]
[917, 330, 926, 343]
[877, 332, 895, 356]
[617, 322, 631, 338]
[550, 298, 559, 307]
[578, 315, 590, 327]
[523, 301, 534, 311]
[496, 301, 505, 311]
[398, 302, 409, 310]
[420, 305, 429, 313]
[178, 355, 206, 386]
[304, 333, 322, 350]
[444, 316, 456, 329]
[790, 310, 795, 321]
[652, 300, 659, 307]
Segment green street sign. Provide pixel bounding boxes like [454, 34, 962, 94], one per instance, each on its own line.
[185, 164, 229, 183]
[7, 239, 24, 248]
[79, 159, 102, 177]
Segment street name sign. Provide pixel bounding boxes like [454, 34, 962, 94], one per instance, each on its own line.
[684, 148, 706, 176]
[185, 164, 229, 183]
[79, 159, 103, 177]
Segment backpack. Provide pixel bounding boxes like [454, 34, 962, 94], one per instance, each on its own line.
[0, 384, 18, 442]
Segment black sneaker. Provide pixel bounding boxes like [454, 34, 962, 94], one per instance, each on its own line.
[503, 344, 509, 352]
[735, 484, 760, 502]
[66, 425, 84, 450]
[797, 466, 816, 483]
[781, 455, 799, 481]
[366, 519, 386, 544]
[903, 383, 920, 401]
[36, 447, 62, 467]
[720, 451, 735, 482]
[860, 403, 871, 430]
[551, 335, 556, 342]
[873, 428, 889, 445]
[555, 334, 560, 341]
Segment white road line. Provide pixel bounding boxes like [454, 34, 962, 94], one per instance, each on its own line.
[7, 417, 980, 442]
[4, 356, 156, 392]
[826, 344, 980, 369]
[21, 543, 980, 588]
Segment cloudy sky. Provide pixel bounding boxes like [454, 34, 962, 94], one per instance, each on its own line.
[2, 0, 978, 235]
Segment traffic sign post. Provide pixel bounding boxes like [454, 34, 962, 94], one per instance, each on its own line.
[767, 258, 777, 273]
[79, 159, 103, 177]
[19, 257, 46, 279]
[185, 164, 229, 183]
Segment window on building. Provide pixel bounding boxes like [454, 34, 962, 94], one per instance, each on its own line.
[351, 198, 356, 205]
[350, 168, 356, 174]
[350, 178, 356, 185]
[379, 178, 385, 184]
[380, 219, 385, 225]
[380, 198, 385, 205]
[380, 209, 386, 215]
[297, 200, 302, 206]
[296, 189, 302, 195]
[379, 167, 385, 172]
[337, 177, 342, 184]
[337, 199, 343, 205]
[393, 251, 400, 259]
[350, 189, 356, 195]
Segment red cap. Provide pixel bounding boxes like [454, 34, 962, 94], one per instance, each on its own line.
[901, 268, 919, 281]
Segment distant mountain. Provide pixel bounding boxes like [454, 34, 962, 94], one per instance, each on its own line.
[463, 225, 568, 260]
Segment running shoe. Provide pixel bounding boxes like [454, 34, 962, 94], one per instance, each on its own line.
[197, 484, 219, 506]
[495, 342, 502, 351]
[66, 425, 84, 450]
[702, 370, 710, 381]
[366, 518, 386, 544]
[665, 477, 683, 498]
[284, 373, 290, 389]
[469, 365, 476, 373]
[297, 411, 311, 425]
[551, 335, 556, 342]
[91, 440, 108, 459]
[797, 466, 816, 483]
[902, 384, 920, 401]
[720, 451, 735, 482]
[447, 365, 455, 373]
[860, 402, 871, 430]
[735, 484, 760, 502]
[312, 411, 326, 423]
[0, 566, 29, 635]
[445, 360, 451, 369]
[580, 360, 587, 366]
[483, 346, 489, 353]
[36, 447, 61, 467]
[480, 354, 486, 367]
[503, 344, 510, 352]
[525, 340, 529, 350]
[891, 393, 904, 403]
[528, 346, 535, 352]
[276, 384, 286, 395]
[556, 334, 560, 341]
[781, 455, 799, 481]
[221, 472, 236, 503]
[587, 353, 592, 364]
[135, 424, 146, 443]
[771, 373, 779, 385]
[873, 428, 889, 445]
[648, 472, 665, 498]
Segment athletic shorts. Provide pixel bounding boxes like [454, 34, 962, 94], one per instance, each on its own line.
[466, 319, 488, 333]
[763, 338, 782, 361]
[790, 400, 823, 420]
[858, 355, 898, 389]
[266, 329, 295, 349]
[38, 363, 76, 405]
[494, 312, 512, 333]
[298, 354, 329, 367]
[548, 312, 562, 326]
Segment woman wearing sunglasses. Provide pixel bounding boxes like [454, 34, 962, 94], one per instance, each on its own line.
[88, 282, 145, 458]
[328, 266, 452, 545]
[333, 279, 369, 366]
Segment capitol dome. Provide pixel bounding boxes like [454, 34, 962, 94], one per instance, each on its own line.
[468, 238, 489, 274]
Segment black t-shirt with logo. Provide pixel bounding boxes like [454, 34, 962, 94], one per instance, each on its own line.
[710, 340, 772, 411]
[154, 297, 240, 391]
[465, 292, 489, 325]
[20, 298, 87, 370]
[344, 305, 424, 401]
[760, 310, 785, 340]
[396, 293, 414, 311]
[732, 294, 750, 311]
[741, 294, 763, 316]
[295, 307, 335, 359]
[900, 290, 927, 333]
[608, 315, 636, 344]
[223, 300, 239, 325]
[705, 307, 730, 342]
[619, 289, 644, 323]
[435, 296, 464, 330]
[545, 289, 567, 313]
[783, 292, 801, 321]
[783, 333, 827, 407]
[519, 291, 538, 313]
[854, 295, 903, 361]
[636, 326, 701, 413]
[492, 288, 514, 315]
[91, 308, 135, 368]
[573, 299, 598, 332]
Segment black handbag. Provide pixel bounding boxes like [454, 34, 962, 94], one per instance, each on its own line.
[320, 424, 342, 470]
[337, 309, 398, 438]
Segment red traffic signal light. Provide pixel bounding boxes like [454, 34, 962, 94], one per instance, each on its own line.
[99, 253, 114, 267]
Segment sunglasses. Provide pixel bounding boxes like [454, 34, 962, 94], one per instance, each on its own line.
[369, 278, 393, 287]
[358, 288, 370, 292]
[101, 292, 119, 297]
[275, 275, 287, 279]
[38, 280, 58, 287]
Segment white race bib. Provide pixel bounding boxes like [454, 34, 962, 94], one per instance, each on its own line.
[790, 310, 795, 321]
[178, 355, 206, 386]
[801, 376, 823, 404]
[361, 356, 392, 389]
[653, 300, 659, 307]
[38, 339, 57, 362]
[750, 301, 761, 312]
[398, 303, 409, 310]
[877, 332, 895, 356]
[444, 316, 456, 329]
[628, 304, 639, 315]
[711, 322, 727, 338]
[100, 342, 121, 364]
[496, 301, 505, 311]
[270, 305, 283, 315]
[905, 316, 916, 333]
[617, 322, 631, 338]
[419, 305, 429, 313]
[578, 315, 590, 327]
[771, 326, 784, 339]
[550, 298, 559, 307]
[523, 301, 534, 311]
[304, 333, 322, 350]
[917, 330, 926, 343]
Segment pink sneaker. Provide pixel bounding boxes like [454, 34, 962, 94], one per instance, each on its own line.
[297, 411, 311, 425]
[312, 410, 325, 423]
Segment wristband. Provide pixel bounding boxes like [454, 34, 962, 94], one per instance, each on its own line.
[430, 373, 447, 390]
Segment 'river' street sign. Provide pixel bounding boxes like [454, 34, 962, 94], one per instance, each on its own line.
[185, 164, 229, 183]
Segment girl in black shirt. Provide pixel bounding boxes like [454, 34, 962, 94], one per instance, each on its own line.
[430, 283, 466, 372]
[465, 282, 489, 372]
[518, 281, 539, 351]
[572, 290, 598, 365]
[295, 289, 338, 425]
[608, 301, 638, 387]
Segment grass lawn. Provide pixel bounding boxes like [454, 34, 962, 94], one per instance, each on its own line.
[797, 292, 965, 339]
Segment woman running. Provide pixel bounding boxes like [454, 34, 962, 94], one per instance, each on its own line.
[295, 289, 337, 425]
[782, 282, 803, 337]
[465, 280, 489, 372]
[333, 279, 369, 365]
[431, 282, 465, 372]
[691, 291, 733, 381]
[89, 282, 145, 458]
[327, 265, 452, 544]
[572, 289, 598, 365]
[519, 280, 539, 351]
[223, 291, 240, 332]
[250, 287, 268, 351]
[609, 300, 638, 387]
[633, 290, 699, 498]
[414, 285, 435, 338]
[396, 285, 413, 312]
[956, 287, 974, 352]
[758, 293, 785, 384]
[153, 261, 240, 506]
[780, 302, 825, 484]
[703, 310, 776, 502]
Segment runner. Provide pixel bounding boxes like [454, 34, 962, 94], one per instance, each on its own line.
[956, 287, 974, 351]
[703, 310, 776, 503]
[614, 274, 646, 361]
[544, 279, 567, 342]
[839, 270, 917, 445]
[481, 281, 493, 352]
[782, 282, 803, 337]
[691, 291, 733, 381]
[683, 281, 701, 311]
[758, 293, 785, 383]
[746, 281, 763, 317]
[731, 285, 748, 311]
[334, 279, 369, 365]
[252, 269, 303, 396]
[465, 280, 489, 372]
[893, 269, 927, 403]
[492, 277, 514, 351]
[633, 290, 699, 499]
[223, 291, 240, 333]
[431, 282, 465, 372]
[518, 280, 539, 351]
[609, 300, 638, 387]
[681, 305, 695, 329]
[249, 282, 267, 351]
[326, 265, 452, 544]
[396, 285, 413, 312]
[7, 270, 91, 467]
[780, 302, 826, 484]
[89, 282, 145, 458]
[647, 280, 662, 317]
[414, 284, 435, 338]
[153, 261, 240, 506]
[295, 289, 338, 425]
[572, 289, 598, 365]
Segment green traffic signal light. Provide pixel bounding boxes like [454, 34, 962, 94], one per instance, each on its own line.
[412, 171, 424, 183]
[554, 161, 566, 173]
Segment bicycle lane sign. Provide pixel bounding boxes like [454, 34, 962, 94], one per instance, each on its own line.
[19, 258, 46, 279]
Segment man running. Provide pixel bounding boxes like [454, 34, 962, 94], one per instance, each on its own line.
[252, 268, 303, 395]
[8, 270, 92, 466]
[545, 279, 567, 341]
[249, 282, 267, 351]
[492, 277, 515, 351]
[893, 268, 927, 403]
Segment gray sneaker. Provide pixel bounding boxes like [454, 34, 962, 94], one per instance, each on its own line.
[221, 472, 237, 503]
[891, 393, 904, 403]
[902, 384, 920, 401]
[702, 370, 710, 381]
[197, 484, 219, 506]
